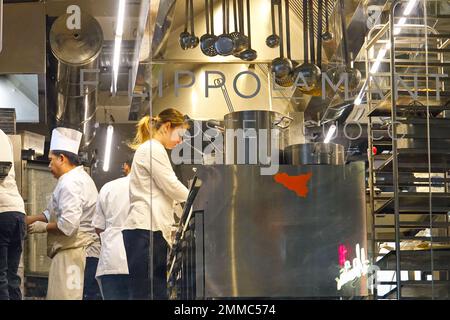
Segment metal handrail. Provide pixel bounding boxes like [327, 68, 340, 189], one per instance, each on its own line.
[366, 23, 440, 51]
[388, 0, 401, 300]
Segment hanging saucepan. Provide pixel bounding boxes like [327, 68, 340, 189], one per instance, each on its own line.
[215, 0, 235, 56]
[179, 0, 191, 50]
[229, 0, 248, 55]
[188, 0, 199, 48]
[322, 0, 334, 42]
[327, 0, 361, 93]
[272, 0, 293, 87]
[200, 0, 218, 56]
[239, 0, 257, 61]
[292, 0, 321, 94]
[266, 0, 280, 48]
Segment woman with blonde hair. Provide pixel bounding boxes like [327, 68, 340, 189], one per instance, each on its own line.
[123, 108, 189, 300]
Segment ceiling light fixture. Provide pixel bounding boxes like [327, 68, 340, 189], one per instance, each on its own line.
[111, 0, 126, 95]
[103, 122, 114, 172]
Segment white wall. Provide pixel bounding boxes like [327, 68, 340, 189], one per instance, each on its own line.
[152, 63, 298, 120]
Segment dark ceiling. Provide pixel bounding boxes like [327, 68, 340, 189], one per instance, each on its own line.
[4, 0, 40, 3]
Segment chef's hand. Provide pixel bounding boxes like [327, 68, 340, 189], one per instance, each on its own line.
[26, 213, 48, 225]
[25, 215, 34, 225]
[28, 221, 48, 234]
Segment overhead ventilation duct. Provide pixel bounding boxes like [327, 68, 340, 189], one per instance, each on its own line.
[49, 12, 103, 149]
[151, 0, 176, 59]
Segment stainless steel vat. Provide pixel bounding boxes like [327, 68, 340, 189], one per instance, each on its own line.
[176, 163, 368, 298]
[223, 110, 292, 165]
[284, 143, 345, 165]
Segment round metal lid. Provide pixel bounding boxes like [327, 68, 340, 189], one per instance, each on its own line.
[49, 13, 103, 66]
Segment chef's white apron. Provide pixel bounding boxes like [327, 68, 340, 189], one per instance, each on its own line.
[46, 231, 94, 300]
[95, 227, 129, 278]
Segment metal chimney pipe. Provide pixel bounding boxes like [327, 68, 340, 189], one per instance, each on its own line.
[49, 12, 103, 149]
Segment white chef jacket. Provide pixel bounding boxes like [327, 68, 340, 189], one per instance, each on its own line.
[124, 139, 189, 243]
[44, 166, 100, 258]
[0, 130, 25, 214]
[92, 176, 130, 277]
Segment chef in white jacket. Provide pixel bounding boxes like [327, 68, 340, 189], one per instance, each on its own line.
[92, 164, 132, 300]
[0, 129, 26, 300]
[27, 128, 101, 300]
[123, 108, 189, 300]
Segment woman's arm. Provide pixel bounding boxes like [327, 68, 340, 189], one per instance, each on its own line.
[151, 155, 189, 203]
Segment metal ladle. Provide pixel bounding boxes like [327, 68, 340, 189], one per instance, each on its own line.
[230, 0, 247, 55]
[179, 0, 191, 50]
[266, 0, 280, 48]
[233, 0, 249, 58]
[239, 0, 257, 61]
[328, 0, 361, 93]
[272, 0, 293, 87]
[322, 0, 334, 42]
[317, 0, 323, 69]
[188, 0, 199, 48]
[280, 0, 296, 87]
[215, 0, 235, 56]
[200, 0, 218, 56]
[292, 0, 321, 94]
[310, 0, 324, 97]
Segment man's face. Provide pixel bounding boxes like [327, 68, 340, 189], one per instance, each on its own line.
[48, 152, 64, 179]
[122, 162, 131, 176]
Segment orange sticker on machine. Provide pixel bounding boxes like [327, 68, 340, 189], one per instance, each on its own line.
[273, 172, 313, 198]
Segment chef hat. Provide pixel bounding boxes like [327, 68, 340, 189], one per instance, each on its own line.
[0, 129, 13, 163]
[49, 127, 82, 155]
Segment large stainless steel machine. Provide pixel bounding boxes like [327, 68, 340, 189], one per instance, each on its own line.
[21, 161, 56, 297]
[173, 163, 368, 299]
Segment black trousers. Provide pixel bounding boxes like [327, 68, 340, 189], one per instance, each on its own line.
[123, 229, 168, 300]
[83, 257, 102, 300]
[0, 212, 25, 300]
[98, 275, 129, 300]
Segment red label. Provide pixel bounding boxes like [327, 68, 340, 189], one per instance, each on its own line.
[273, 172, 313, 198]
[338, 244, 348, 267]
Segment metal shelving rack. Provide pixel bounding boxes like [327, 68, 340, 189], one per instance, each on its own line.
[366, 0, 450, 300]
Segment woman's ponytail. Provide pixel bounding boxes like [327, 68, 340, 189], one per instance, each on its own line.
[128, 108, 187, 149]
[128, 115, 152, 150]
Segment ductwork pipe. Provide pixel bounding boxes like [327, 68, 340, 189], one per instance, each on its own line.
[49, 12, 103, 149]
